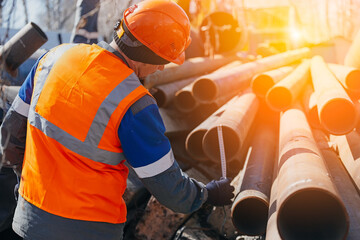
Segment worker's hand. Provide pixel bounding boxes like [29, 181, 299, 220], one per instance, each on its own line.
[205, 177, 234, 206]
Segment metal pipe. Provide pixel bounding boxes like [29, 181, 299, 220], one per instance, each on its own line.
[330, 130, 360, 192]
[251, 65, 295, 99]
[0, 22, 47, 77]
[266, 60, 310, 111]
[192, 48, 310, 103]
[185, 96, 239, 161]
[311, 55, 357, 135]
[231, 123, 276, 236]
[314, 130, 360, 239]
[265, 154, 281, 240]
[143, 54, 239, 88]
[202, 91, 259, 163]
[302, 84, 322, 129]
[152, 76, 197, 108]
[277, 106, 348, 240]
[328, 63, 360, 94]
[174, 60, 242, 112]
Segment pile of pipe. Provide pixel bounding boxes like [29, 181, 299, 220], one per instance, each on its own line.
[147, 47, 360, 240]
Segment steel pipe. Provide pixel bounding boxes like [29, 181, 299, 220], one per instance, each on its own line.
[152, 76, 197, 108]
[311, 55, 357, 135]
[192, 48, 310, 103]
[231, 123, 276, 236]
[276, 106, 348, 240]
[185, 96, 239, 161]
[330, 131, 360, 192]
[143, 54, 239, 88]
[328, 63, 360, 93]
[202, 91, 259, 163]
[314, 130, 360, 239]
[251, 65, 295, 99]
[174, 60, 242, 112]
[266, 60, 310, 111]
[0, 22, 47, 77]
[265, 157, 281, 240]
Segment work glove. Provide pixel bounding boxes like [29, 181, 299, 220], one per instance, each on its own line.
[205, 177, 234, 206]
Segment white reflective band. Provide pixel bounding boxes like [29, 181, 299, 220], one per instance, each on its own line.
[133, 149, 175, 178]
[76, 29, 99, 39]
[12, 95, 30, 117]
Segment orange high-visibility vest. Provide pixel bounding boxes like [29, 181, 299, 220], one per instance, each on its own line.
[19, 43, 150, 223]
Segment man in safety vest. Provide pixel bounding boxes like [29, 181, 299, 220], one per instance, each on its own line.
[0, 0, 234, 239]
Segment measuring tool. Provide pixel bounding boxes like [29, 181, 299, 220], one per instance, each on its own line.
[217, 125, 227, 178]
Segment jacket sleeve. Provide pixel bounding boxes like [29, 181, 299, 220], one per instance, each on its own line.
[118, 95, 208, 214]
[0, 56, 41, 174]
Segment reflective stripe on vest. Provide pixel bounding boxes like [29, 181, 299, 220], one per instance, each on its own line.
[28, 44, 143, 165]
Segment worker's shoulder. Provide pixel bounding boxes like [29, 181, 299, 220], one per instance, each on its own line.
[130, 94, 157, 115]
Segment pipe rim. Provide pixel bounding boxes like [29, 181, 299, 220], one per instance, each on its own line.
[251, 74, 274, 98]
[277, 188, 349, 240]
[202, 125, 240, 163]
[266, 86, 292, 112]
[320, 98, 356, 135]
[193, 78, 217, 103]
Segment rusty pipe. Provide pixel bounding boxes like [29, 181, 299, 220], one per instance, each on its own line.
[330, 130, 360, 192]
[276, 106, 349, 240]
[231, 123, 276, 236]
[314, 130, 360, 239]
[251, 65, 295, 98]
[152, 76, 197, 108]
[192, 48, 310, 103]
[143, 54, 239, 88]
[266, 60, 310, 111]
[302, 84, 322, 129]
[202, 91, 259, 163]
[0, 22, 47, 77]
[311, 55, 357, 135]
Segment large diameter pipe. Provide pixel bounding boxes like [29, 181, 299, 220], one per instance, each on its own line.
[251, 65, 295, 98]
[152, 76, 197, 108]
[266, 60, 310, 111]
[202, 91, 259, 163]
[328, 63, 360, 93]
[231, 123, 276, 236]
[143, 54, 239, 88]
[185, 96, 239, 161]
[311, 55, 357, 135]
[276, 107, 349, 240]
[0, 22, 47, 77]
[330, 130, 360, 192]
[193, 48, 310, 103]
[314, 130, 360, 239]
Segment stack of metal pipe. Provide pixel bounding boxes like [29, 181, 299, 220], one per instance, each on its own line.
[148, 47, 360, 239]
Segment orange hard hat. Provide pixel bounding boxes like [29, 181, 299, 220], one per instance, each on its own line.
[117, 0, 191, 65]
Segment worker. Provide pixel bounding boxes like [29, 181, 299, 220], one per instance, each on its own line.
[0, 0, 234, 239]
[70, 0, 100, 44]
